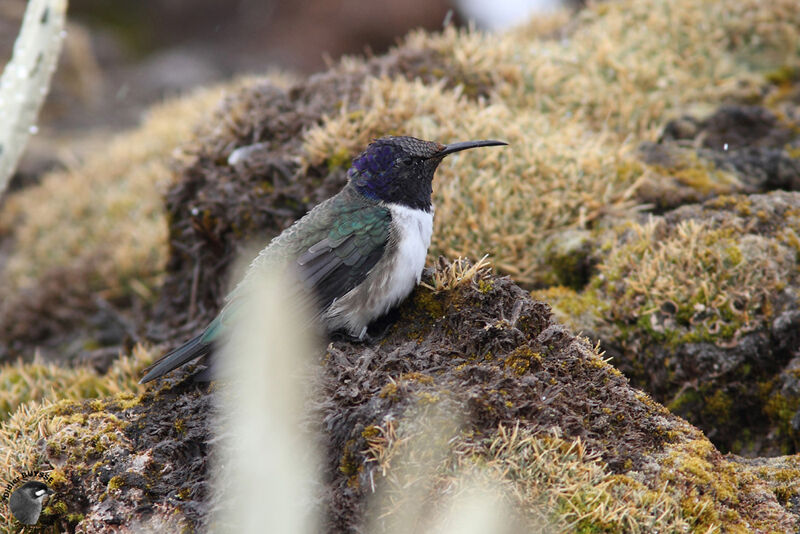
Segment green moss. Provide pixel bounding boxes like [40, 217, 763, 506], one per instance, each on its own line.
[338, 439, 362, 488]
[43, 499, 68, 516]
[416, 392, 440, 405]
[658, 437, 780, 532]
[616, 159, 644, 183]
[704, 389, 733, 421]
[724, 245, 743, 267]
[361, 425, 380, 439]
[503, 345, 542, 376]
[326, 146, 354, 172]
[544, 250, 585, 290]
[411, 290, 445, 320]
[765, 65, 800, 84]
[705, 194, 753, 215]
[398, 372, 434, 385]
[379, 382, 399, 399]
[108, 475, 124, 491]
[667, 388, 702, 415]
[477, 279, 494, 293]
[763, 388, 800, 451]
[48, 467, 68, 488]
[534, 286, 604, 332]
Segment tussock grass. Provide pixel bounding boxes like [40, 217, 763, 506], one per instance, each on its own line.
[421, 255, 491, 293]
[0, 344, 151, 422]
[366, 420, 693, 533]
[0, 85, 230, 300]
[302, 0, 800, 285]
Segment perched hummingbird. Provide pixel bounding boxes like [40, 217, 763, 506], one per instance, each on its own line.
[140, 136, 506, 383]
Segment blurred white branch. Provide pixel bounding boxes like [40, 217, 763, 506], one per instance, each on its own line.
[0, 0, 67, 196]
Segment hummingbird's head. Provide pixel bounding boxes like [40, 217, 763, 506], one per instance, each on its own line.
[348, 136, 507, 212]
[15, 481, 53, 503]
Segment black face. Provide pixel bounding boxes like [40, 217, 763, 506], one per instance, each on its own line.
[19, 481, 52, 499]
[349, 136, 506, 211]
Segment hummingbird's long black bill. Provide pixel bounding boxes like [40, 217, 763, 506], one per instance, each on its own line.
[439, 139, 508, 157]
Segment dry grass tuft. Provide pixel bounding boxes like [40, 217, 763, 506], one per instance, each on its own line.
[421, 255, 491, 293]
[301, 0, 800, 285]
[0, 84, 231, 300]
[0, 344, 151, 422]
[366, 419, 693, 533]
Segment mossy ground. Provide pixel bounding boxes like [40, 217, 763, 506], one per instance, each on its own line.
[0, 0, 800, 531]
[0, 83, 235, 363]
[0, 346, 154, 533]
[0, 344, 150, 422]
[314, 262, 800, 532]
[1, 264, 799, 532]
[545, 191, 800, 455]
[0, 371, 211, 533]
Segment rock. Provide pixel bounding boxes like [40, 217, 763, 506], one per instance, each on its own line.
[636, 105, 800, 211]
[544, 191, 800, 456]
[3, 261, 797, 532]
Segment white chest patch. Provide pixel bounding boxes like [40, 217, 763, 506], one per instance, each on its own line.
[385, 202, 434, 295]
[324, 202, 433, 337]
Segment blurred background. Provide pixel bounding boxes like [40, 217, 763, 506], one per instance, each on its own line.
[0, 0, 576, 188]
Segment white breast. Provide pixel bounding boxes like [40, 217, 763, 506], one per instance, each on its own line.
[323, 203, 433, 338]
[384, 202, 434, 299]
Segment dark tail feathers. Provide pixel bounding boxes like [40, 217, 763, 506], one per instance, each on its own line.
[139, 334, 211, 383]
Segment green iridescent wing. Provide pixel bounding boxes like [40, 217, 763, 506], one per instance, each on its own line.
[140, 186, 390, 383]
[295, 201, 390, 310]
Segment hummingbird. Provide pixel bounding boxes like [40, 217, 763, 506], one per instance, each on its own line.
[140, 135, 507, 383]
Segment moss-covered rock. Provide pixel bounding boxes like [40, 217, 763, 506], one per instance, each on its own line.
[1, 0, 800, 530]
[154, 0, 800, 345]
[1, 263, 798, 533]
[544, 191, 800, 456]
[636, 104, 800, 211]
[2, 0, 799, 362]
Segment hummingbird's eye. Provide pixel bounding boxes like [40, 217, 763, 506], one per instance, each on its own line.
[402, 156, 414, 166]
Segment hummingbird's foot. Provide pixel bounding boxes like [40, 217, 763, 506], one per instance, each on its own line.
[368, 321, 394, 340]
[330, 330, 376, 345]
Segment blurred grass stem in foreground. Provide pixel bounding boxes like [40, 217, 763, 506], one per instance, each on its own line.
[210, 265, 320, 534]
